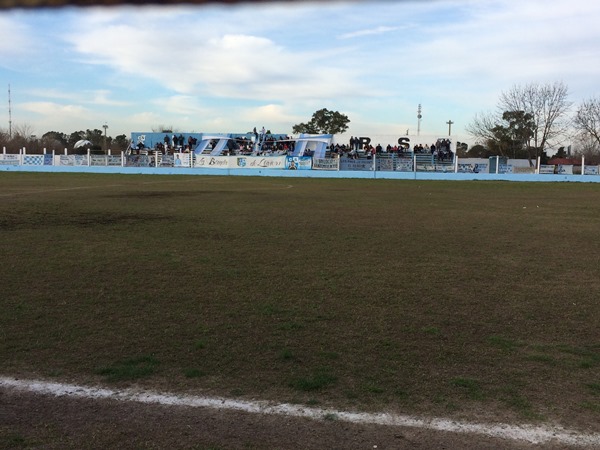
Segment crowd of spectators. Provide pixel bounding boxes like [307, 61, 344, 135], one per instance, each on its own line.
[327, 138, 453, 161]
[130, 132, 453, 162]
[130, 133, 296, 156]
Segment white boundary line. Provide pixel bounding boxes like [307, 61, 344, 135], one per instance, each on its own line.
[1, 376, 599, 447]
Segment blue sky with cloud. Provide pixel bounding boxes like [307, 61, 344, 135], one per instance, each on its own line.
[1, 0, 599, 145]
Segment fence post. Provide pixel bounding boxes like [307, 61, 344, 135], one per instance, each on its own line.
[87, 148, 91, 166]
[121, 151, 125, 167]
[536, 156, 541, 174]
[52, 149, 55, 166]
[413, 153, 416, 172]
[582, 156, 585, 176]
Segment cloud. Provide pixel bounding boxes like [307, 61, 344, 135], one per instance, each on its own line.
[338, 26, 400, 40]
[239, 104, 302, 126]
[20, 101, 89, 117]
[90, 90, 131, 107]
[62, 10, 367, 102]
[0, 16, 38, 67]
[15, 101, 94, 135]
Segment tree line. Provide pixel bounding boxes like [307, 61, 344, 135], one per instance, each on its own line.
[464, 81, 600, 164]
[0, 126, 130, 154]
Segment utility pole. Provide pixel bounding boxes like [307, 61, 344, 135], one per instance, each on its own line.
[446, 120, 454, 136]
[102, 122, 108, 154]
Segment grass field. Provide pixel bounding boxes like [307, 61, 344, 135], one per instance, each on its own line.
[1, 172, 600, 431]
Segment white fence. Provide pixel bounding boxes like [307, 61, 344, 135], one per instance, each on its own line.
[1, 148, 598, 176]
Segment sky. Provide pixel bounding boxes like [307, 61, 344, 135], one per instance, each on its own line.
[1, 0, 600, 147]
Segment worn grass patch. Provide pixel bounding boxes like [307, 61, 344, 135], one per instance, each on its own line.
[95, 355, 160, 382]
[290, 368, 338, 392]
[1, 172, 600, 430]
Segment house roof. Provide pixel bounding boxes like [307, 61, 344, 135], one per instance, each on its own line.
[547, 157, 581, 166]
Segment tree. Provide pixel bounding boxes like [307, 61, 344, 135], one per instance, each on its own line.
[498, 82, 571, 160]
[68, 131, 84, 148]
[467, 82, 571, 163]
[465, 111, 499, 145]
[571, 133, 600, 164]
[465, 144, 494, 158]
[112, 134, 130, 152]
[292, 108, 350, 135]
[455, 141, 469, 157]
[574, 97, 600, 148]
[41, 131, 68, 151]
[7, 123, 43, 153]
[84, 129, 104, 148]
[490, 111, 535, 159]
[553, 147, 568, 158]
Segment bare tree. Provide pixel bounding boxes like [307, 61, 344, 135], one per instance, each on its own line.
[574, 97, 600, 148]
[571, 132, 600, 164]
[5, 123, 43, 153]
[499, 82, 572, 159]
[465, 111, 498, 145]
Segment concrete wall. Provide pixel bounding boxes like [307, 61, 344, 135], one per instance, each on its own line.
[2, 163, 599, 183]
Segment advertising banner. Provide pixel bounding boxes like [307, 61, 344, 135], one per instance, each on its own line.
[58, 155, 88, 166]
[395, 159, 413, 172]
[339, 158, 374, 171]
[194, 156, 229, 168]
[458, 163, 488, 173]
[539, 165, 555, 174]
[285, 156, 312, 170]
[23, 155, 44, 165]
[557, 165, 573, 175]
[173, 153, 192, 167]
[0, 154, 20, 165]
[313, 158, 339, 170]
[377, 158, 394, 171]
[233, 156, 286, 169]
[125, 155, 153, 167]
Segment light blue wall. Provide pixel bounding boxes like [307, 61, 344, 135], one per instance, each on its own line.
[3, 164, 600, 183]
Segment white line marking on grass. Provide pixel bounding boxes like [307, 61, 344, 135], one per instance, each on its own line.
[1, 376, 598, 447]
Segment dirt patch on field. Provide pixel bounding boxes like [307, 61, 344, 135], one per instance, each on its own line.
[1, 387, 568, 450]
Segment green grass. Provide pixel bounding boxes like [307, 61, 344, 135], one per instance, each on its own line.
[95, 355, 160, 382]
[290, 369, 337, 392]
[450, 377, 485, 401]
[1, 172, 600, 429]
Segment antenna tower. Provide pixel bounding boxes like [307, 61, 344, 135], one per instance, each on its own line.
[8, 84, 12, 139]
[417, 104, 422, 137]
